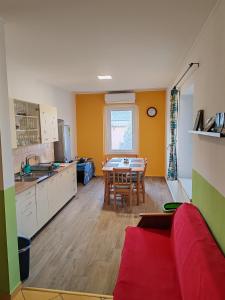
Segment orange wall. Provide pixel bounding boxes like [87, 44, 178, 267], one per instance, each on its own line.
[136, 91, 166, 176]
[76, 93, 105, 175]
[76, 90, 166, 176]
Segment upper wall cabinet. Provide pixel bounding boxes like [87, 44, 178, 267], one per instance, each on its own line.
[13, 99, 41, 148]
[9, 98, 17, 149]
[9, 99, 59, 148]
[39, 104, 59, 144]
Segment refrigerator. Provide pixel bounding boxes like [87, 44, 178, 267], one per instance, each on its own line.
[54, 119, 72, 162]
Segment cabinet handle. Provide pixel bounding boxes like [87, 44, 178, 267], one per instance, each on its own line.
[24, 201, 32, 208]
[26, 190, 33, 195]
[24, 211, 32, 217]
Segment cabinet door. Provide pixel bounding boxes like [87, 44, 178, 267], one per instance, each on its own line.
[36, 180, 49, 230]
[40, 104, 51, 144]
[40, 104, 58, 143]
[9, 98, 17, 149]
[16, 202, 23, 236]
[59, 167, 76, 206]
[16, 187, 37, 238]
[20, 202, 37, 238]
[47, 174, 60, 218]
[50, 106, 59, 142]
[65, 166, 77, 199]
[56, 171, 66, 208]
[72, 164, 77, 196]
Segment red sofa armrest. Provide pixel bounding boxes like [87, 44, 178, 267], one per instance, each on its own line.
[137, 212, 174, 229]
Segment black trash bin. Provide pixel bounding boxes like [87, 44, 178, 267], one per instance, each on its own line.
[18, 236, 31, 281]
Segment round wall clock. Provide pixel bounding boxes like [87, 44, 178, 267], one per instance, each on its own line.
[147, 107, 157, 117]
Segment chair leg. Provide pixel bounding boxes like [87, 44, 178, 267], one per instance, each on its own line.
[142, 182, 145, 203]
[129, 190, 132, 207]
[142, 182, 146, 203]
[104, 184, 107, 203]
[114, 190, 117, 209]
[121, 195, 125, 207]
[108, 186, 110, 205]
[137, 172, 140, 205]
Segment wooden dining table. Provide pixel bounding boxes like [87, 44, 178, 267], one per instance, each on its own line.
[102, 157, 145, 205]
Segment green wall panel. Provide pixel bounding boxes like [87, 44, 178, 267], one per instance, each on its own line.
[0, 186, 20, 295]
[192, 170, 225, 254]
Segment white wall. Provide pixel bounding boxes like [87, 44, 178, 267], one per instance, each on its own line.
[6, 61, 77, 157]
[0, 20, 14, 189]
[167, 0, 225, 196]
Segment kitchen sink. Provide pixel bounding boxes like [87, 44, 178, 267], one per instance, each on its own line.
[17, 177, 37, 182]
[15, 171, 54, 183]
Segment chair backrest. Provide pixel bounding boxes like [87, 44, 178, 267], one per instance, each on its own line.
[143, 158, 148, 177]
[113, 168, 132, 186]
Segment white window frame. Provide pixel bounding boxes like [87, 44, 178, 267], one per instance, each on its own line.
[104, 105, 139, 154]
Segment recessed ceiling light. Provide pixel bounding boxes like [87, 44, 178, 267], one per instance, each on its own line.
[97, 75, 112, 80]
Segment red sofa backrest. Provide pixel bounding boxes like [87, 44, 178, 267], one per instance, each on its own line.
[172, 203, 225, 300]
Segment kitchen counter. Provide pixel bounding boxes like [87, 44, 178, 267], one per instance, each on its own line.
[15, 161, 77, 195]
[15, 180, 36, 195]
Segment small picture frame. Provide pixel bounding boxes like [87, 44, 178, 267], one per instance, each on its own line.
[193, 110, 204, 131]
[214, 113, 225, 133]
[204, 117, 215, 132]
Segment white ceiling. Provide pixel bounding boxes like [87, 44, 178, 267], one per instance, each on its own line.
[0, 0, 217, 92]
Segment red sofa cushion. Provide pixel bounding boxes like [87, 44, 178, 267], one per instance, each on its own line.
[172, 203, 225, 300]
[114, 227, 182, 300]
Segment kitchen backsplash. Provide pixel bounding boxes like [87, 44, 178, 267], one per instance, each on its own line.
[13, 143, 54, 174]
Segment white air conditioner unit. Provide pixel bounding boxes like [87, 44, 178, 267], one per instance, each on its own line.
[105, 92, 135, 104]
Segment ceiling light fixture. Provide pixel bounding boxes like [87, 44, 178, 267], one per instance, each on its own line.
[97, 75, 112, 80]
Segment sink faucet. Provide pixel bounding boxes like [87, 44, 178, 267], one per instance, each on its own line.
[20, 161, 25, 177]
[25, 155, 40, 165]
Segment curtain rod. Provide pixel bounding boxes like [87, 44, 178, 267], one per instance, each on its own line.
[173, 62, 200, 90]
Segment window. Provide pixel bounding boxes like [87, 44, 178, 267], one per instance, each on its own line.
[105, 106, 138, 154]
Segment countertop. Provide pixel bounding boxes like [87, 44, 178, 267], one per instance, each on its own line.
[15, 161, 77, 195]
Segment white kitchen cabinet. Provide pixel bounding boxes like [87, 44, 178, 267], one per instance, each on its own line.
[39, 104, 58, 143]
[72, 164, 77, 196]
[9, 98, 17, 149]
[65, 165, 77, 199]
[16, 164, 77, 238]
[48, 166, 77, 216]
[56, 171, 66, 209]
[57, 165, 77, 208]
[16, 187, 37, 238]
[62, 168, 71, 204]
[36, 180, 49, 230]
[13, 99, 41, 147]
[47, 173, 61, 218]
[9, 99, 57, 148]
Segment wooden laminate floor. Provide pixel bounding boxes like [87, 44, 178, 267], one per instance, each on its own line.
[25, 177, 173, 295]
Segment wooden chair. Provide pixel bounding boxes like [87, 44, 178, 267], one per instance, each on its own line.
[102, 161, 110, 204]
[132, 158, 148, 204]
[112, 168, 133, 208]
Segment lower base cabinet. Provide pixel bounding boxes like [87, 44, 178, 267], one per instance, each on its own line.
[16, 164, 77, 238]
[36, 180, 49, 231]
[16, 187, 37, 239]
[48, 173, 61, 218]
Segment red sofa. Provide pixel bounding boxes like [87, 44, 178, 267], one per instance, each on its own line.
[114, 203, 225, 300]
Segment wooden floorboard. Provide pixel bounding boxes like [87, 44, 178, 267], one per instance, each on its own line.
[25, 177, 173, 295]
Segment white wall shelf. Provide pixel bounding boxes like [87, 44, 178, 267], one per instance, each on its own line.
[16, 129, 39, 132]
[16, 115, 39, 118]
[189, 130, 225, 138]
